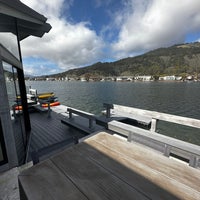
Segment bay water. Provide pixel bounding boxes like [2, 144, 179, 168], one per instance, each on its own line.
[26, 81, 200, 145]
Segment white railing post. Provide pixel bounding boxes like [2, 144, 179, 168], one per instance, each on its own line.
[150, 118, 157, 132]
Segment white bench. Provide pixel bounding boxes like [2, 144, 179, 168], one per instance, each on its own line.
[108, 120, 200, 168]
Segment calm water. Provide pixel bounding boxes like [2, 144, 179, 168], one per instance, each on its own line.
[26, 81, 200, 145]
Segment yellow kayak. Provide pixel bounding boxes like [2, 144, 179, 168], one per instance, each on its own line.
[37, 93, 54, 99]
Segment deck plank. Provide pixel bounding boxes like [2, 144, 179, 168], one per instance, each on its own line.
[29, 111, 86, 151]
[19, 160, 87, 200]
[78, 138, 200, 200]
[85, 133, 200, 193]
[19, 132, 200, 200]
[51, 146, 149, 200]
[74, 143, 180, 200]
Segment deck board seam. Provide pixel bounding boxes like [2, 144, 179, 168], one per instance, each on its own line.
[75, 145, 152, 200]
[91, 139, 200, 195]
[50, 147, 150, 200]
[49, 158, 90, 200]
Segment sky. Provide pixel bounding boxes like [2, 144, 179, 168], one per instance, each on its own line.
[19, 0, 200, 76]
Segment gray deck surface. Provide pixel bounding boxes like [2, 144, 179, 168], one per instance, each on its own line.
[3, 105, 104, 200]
[12, 105, 105, 164]
[29, 111, 84, 151]
[19, 132, 200, 200]
[5, 105, 200, 200]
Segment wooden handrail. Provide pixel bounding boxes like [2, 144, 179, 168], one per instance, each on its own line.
[112, 104, 200, 130]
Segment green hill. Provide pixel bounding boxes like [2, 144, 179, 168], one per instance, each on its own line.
[49, 42, 200, 79]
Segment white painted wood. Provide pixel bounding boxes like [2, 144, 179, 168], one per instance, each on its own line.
[114, 110, 152, 125]
[150, 118, 157, 132]
[113, 104, 200, 129]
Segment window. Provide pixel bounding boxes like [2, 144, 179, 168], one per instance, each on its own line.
[0, 33, 19, 59]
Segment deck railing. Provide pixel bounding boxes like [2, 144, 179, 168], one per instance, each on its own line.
[104, 103, 200, 131]
[104, 103, 200, 168]
[67, 108, 96, 129]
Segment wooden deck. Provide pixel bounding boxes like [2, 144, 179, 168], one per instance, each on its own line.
[19, 132, 200, 200]
[12, 105, 104, 163]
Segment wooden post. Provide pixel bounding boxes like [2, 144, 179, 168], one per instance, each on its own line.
[68, 110, 72, 119]
[189, 155, 198, 168]
[103, 103, 113, 118]
[127, 132, 133, 142]
[150, 118, 157, 132]
[164, 144, 171, 157]
[89, 119, 93, 129]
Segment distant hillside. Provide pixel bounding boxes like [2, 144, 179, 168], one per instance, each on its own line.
[49, 42, 200, 79]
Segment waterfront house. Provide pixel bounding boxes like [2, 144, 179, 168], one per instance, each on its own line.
[116, 76, 132, 82]
[135, 75, 152, 81]
[0, 0, 51, 172]
[159, 75, 176, 81]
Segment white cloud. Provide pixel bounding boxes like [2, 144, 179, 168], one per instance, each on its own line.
[112, 0, 200, 59]
[20, 0, 105, 74]
[3, 0, 200, 75]
[24, 63, 58, 76]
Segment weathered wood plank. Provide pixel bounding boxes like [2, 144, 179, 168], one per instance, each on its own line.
[108, 120, 200, 167]
[109, 120, 200, 155]
[75, 143, 182, 200]
[18, 132, 200, 200]
[108, 121, 200, 167]
[19, 160, 88, 200]
[51, 146, 149, 200]
[85, 133, 200, 194]
[112, 110, 152, 125]
[76, 142, 198, 200]
[113, 104, 200, 129]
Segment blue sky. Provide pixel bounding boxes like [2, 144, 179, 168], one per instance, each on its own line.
[20, 0, 200, 76]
